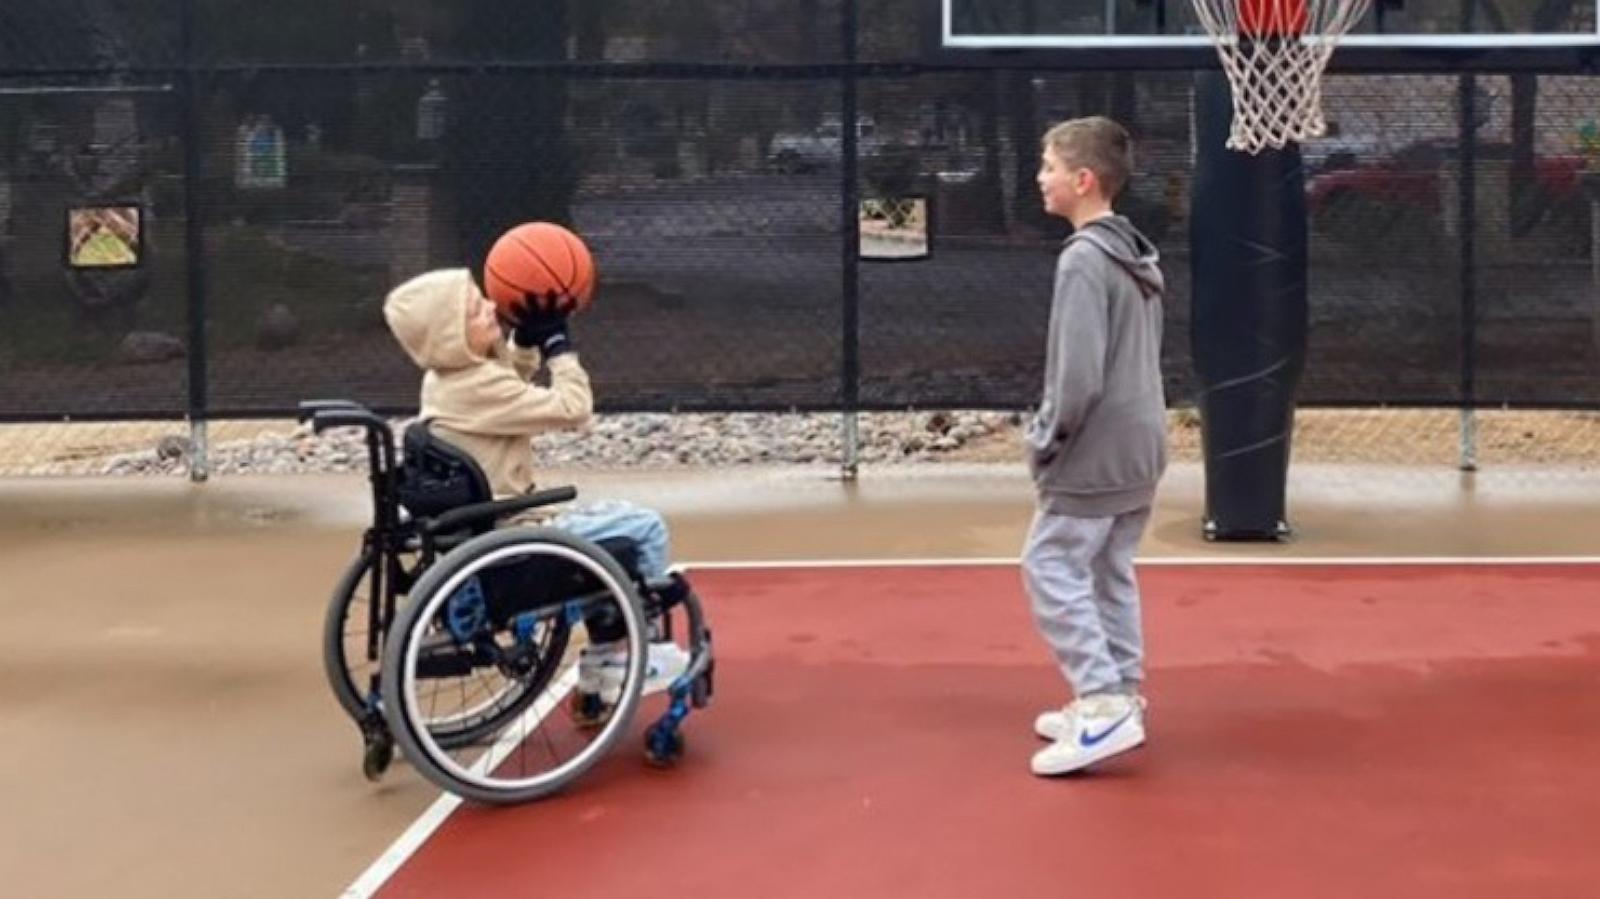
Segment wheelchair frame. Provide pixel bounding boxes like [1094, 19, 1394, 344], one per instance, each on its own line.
[300, 400, 714, 804]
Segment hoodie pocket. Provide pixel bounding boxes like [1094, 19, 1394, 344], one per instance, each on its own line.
[1037, 404, 1164, 494]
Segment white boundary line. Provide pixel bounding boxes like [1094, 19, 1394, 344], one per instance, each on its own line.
[340, 671, 579, 898]
[340, 551, 1597, 896]
[683, 555, 1600, 570]
[340, 791, 461, 898]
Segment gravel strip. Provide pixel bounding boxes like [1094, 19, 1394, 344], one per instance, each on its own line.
[79, 411, 1024, 477]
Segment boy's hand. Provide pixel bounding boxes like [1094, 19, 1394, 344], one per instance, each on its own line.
[510, 294, 574, 357]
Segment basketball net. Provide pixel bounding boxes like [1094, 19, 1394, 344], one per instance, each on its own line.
[1190, 0, 1372, 153]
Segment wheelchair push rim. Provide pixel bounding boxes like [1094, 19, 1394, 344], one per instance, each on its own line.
[381, 528, 648, 804]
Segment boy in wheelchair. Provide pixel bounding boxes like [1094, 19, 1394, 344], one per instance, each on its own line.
[383, 266, 694, 709]
[301, 249, 714, 803]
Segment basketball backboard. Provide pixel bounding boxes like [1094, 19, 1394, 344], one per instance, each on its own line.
[928, 0, 1600, 68]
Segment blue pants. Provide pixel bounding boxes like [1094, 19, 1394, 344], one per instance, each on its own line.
[552, 499, 672, 580]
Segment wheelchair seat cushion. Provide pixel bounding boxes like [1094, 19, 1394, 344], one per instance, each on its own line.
[397, 421, 493, 521]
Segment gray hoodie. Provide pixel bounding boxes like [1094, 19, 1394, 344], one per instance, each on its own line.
[1025, 215, 1167, 517]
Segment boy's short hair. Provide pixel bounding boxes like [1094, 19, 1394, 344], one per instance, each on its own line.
[1042, 116, 1133, 201]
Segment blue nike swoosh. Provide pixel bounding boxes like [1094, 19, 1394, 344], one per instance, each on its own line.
[1079, 712, 1134, 748]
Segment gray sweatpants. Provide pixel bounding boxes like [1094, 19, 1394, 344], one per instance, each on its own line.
[1021, 506, 1152, 698]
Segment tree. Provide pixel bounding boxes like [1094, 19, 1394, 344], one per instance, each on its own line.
[443, 2, 576, 270]
[1476, 0, 1577, 236]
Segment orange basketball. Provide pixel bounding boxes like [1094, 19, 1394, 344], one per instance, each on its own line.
[482, 222, 597, 318]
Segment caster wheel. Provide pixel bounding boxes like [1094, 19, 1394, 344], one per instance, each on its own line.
[644, 725, 685, 767]
[362, 731, 394, 782]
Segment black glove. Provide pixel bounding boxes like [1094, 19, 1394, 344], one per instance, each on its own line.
[510, 295, 574, 357]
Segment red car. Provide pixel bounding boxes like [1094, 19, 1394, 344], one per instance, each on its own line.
[1306, 139, 1586, 223]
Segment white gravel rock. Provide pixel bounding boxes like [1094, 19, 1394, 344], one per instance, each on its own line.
[59, 411, 1022, 477]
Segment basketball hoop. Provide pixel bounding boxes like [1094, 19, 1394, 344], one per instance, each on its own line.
[1190, 0, 1372, 153]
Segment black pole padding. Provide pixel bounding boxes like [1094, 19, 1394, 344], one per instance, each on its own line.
[1189, 70, 1309, 541]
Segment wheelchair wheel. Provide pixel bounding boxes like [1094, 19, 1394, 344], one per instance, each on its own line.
[322, 548, 382, 723]
[381, 527, 647, 804]
[327, 547, 567, 750]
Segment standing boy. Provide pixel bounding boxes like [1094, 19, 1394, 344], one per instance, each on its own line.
[1023, 117, 1167, 776]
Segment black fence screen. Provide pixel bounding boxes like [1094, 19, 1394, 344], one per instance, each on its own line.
[1, 0, 1597, 420]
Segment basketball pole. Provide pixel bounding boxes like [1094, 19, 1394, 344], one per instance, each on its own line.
[1189, 69, 1308, 540]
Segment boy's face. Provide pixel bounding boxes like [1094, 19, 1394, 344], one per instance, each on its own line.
[464, 292, 504, 356]
[1037, 147, 1097, 220]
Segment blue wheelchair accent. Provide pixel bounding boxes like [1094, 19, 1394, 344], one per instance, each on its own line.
[648, 689, 692, 749]
[511, 610, 549, 645]
[564, 599, 586, 627]
[445, 577, 489, 642]
[668, 676, 694, 703]
[645, 717, 685, 764]
[663, 695, 690, 727]
[511, 612, 533, 643]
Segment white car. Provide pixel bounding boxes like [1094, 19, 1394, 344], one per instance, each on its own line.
[769, 116, 884, 173]
[1300, 131, 1384, 174]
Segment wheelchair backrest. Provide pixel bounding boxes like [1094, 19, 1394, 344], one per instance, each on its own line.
[397, 421, 493, 523]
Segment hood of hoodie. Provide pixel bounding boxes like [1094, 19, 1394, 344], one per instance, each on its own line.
[383, 268, 485, 371]
[1066, 215, 1164, 300]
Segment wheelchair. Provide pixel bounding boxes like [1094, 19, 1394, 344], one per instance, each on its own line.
[300, 400, 715, 805]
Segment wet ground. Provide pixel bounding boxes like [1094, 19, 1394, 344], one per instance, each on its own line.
[1, 462, 1597, 898]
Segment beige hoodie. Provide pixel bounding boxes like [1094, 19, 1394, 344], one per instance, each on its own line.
[383, 268, 593, 498]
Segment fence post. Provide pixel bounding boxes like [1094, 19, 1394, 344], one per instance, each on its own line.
[1458, 408, 1477, 471]
[839, 0, 860, 482]
[180, 0, 210, 483]
[840, 411, 860, 479]
[1457, 74, 1478, 473]
[189, 419, 210, 480]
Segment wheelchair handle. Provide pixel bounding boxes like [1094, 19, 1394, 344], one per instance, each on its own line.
[422, 486, 577, 535]
[296, 399, 368, 423]
[310, 410, 393, 446]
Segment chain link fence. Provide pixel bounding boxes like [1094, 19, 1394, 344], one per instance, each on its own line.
[1, 0, 1598, 477]
[7, 408, 1598, 478]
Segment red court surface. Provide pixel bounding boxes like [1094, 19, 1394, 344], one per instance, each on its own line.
[370, 562, 1600, 898]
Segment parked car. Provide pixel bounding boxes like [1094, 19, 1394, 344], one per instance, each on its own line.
[1300, 130, 1385, 174]
[1306, 139, 1587, 237]
[768, 116, 885, 173]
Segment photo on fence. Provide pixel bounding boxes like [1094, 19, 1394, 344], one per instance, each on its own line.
[65, 204, 142, 270]
[859, 196, 930, 261]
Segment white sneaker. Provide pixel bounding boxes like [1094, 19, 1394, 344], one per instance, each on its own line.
[1031, 693, 1146, 776]
[577, 640, 691, 704]
[1035, 693, 1147, 741]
